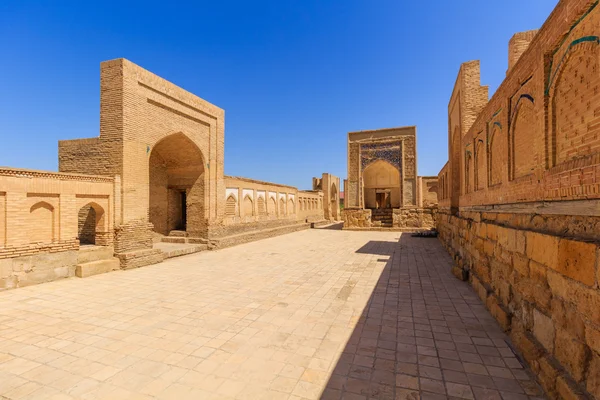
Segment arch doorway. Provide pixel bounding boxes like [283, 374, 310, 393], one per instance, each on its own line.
[149, 133, 206, 236]
[362, 160, 401, 209]
[78, 202, 105, 245]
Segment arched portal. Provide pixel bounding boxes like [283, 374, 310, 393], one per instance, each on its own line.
[149, 133, 206, 236]
[362, 160, 401, 209]
[78, 202, 106, 245]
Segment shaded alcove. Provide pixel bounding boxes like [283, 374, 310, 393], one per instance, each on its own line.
[149, 133, 206, 236]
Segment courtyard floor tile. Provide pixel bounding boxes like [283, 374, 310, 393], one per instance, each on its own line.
[0, 230, 545, 399]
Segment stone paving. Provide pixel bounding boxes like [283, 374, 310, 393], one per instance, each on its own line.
[0, 230, 545, 400]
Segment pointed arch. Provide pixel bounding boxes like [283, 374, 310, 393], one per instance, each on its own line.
[225, 195, 237, 217]
[475, 139, 485, 191]
[78, 202, 106, 245]
[257, 196, 266, 216]
[243, 195, 254, 217]
[149, 132, 206, 235]
[550, 39, 600, 166]
[509, 94, 538, 179]
[29, 201, 54, 244]
[279, 197, 286, 216]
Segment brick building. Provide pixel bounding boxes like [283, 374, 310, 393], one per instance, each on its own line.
[0, 59, 341, 288]
[342, 126, 438, 229]
[436, 0, 600, 398]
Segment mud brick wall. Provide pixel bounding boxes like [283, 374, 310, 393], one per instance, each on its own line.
[437, 209, 600, 399]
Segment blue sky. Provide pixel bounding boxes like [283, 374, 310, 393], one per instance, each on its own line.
[0, 1, 557, 190]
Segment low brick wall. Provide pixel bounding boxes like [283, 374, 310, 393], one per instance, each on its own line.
[392, 207, 437, 228]
[342, 209, 372, 228]
[437, 208, 600, 399]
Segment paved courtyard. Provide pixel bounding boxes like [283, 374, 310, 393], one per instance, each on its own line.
[0, 230, 544, 400]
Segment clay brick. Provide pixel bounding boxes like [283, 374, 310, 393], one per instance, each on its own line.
[526, 232, 559, 269]
[555, 239, 597, 287]
[554, 328, 590, 382]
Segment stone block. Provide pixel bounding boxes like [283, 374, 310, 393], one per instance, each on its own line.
[587, 354, 600, 399]
[512, 253, 530, 277]
[554, 328, 589, 382]
[511, 328, 544, 366]
[585, 324, 600, 355]
[533, 309, 555, 353]
[555, 239, 597, 287]
[538, 356, 560, 396]
[556, 375, 585, 400]
[0, 258, 13, 279]
[486, 224, 498, 241]
[487, 295, 512, 331]
[526, 231, 559, 269]
[551, 298, 586, 340]
[529, 260, 547, 286]
[76, 258, 120, 278]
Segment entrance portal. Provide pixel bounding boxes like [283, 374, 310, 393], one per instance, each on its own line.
[149, 133, 205, 236]
[375, 191, 391, 209]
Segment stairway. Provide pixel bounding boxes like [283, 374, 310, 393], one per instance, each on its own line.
[156, 231, 208, 257]
[371, 208, 393, 227]
[76, 246, 120, 278]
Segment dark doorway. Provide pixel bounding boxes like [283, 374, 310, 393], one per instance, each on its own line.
[376, 191, 391, 209]
[180, 191, 187, 231]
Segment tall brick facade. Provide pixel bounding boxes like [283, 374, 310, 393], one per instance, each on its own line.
[437, 1, 600, 398]
[342, 126, 438, 229]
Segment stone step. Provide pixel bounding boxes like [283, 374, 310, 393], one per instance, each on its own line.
[78, 245, 114, 264]
[168, 230, 188, 237]
[154, 243, 208, 259]
[76, 258, 120, 278]
[161, 236, 208, 245]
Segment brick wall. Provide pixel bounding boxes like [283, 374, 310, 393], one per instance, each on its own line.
[436, 1, 600, 397]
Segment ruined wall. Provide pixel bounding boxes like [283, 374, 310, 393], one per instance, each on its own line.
[436, 1, 600, 398]
[0, 168, 117, 290]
